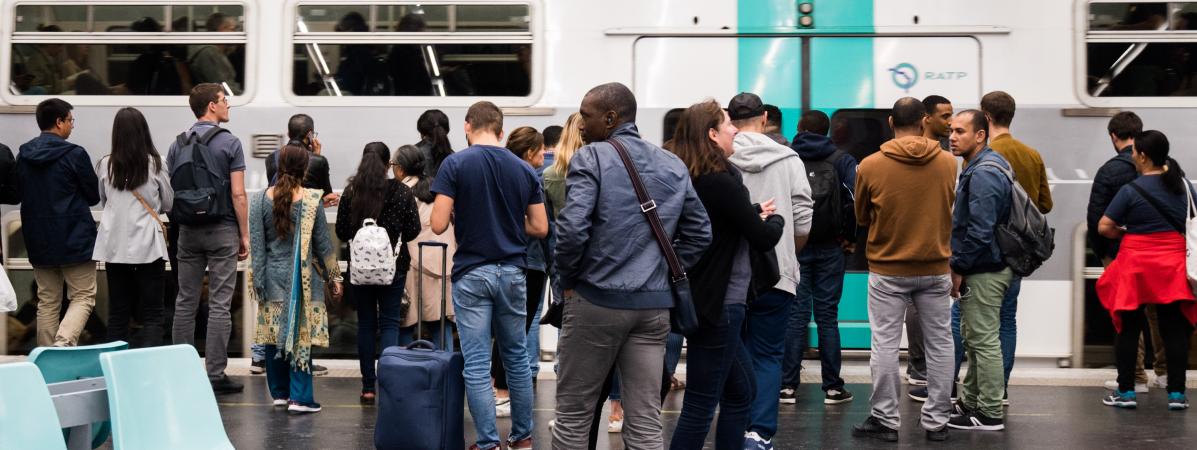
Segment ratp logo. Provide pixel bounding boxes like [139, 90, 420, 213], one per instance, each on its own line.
[888, 63, 918, 93]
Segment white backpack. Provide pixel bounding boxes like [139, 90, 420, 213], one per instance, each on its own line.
[1185, 184, 1197, 294]
[350, 219, 400, 286]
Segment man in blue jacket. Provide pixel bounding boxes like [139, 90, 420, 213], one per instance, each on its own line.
[946, 110, 1013, 431]
[552, 83, 711, 449]
[17, 98, 100, 347]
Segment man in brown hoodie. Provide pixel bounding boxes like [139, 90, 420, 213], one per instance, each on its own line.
[851, 97, 958, 443]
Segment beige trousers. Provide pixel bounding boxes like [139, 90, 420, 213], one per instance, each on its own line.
[34, 262, 97, 347]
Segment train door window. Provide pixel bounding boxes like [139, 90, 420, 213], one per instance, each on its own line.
[827, 109, 892, 272]
[1079, 1, 1197, 106]
[5, 2, 250, 103]
[289, 1, 540, 106]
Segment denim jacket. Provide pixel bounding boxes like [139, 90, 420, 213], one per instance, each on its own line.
[951, 147, 1012, 275]
[554, 123, 712, 310]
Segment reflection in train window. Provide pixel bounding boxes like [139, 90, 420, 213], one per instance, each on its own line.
[1087, 43, 1197, 96]
[295, 3, 528, 33]
[1087, 2, 1197, 31]
[292, 43, 531, 97]
[829, 109, 893, 165]
[8, 3, 248, 96]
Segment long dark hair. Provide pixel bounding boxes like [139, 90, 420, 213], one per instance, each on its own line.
[393, 144, 432, 203]
[417, 109, 452, 177]
[273, 144, 309, 239]
[345, 142, 392, 227]
[669, 100, 731, 178]
[108, 107, 162, 191]
[1134, 130, 1185, 194]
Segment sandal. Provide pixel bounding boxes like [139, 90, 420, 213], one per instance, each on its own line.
[360, 391, 376, 404]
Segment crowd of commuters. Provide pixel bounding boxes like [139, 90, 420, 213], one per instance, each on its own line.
[2, 79, 1194, 449]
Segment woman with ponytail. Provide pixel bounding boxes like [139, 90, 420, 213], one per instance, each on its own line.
[249, 143, 342, 414]
[334, 142, 420, 404]
[416, 109, 454, 179]
[1097, 129, 1196, 411]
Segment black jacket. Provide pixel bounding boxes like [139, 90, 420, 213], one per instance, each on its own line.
[0, 143, 19, 204]
[688, 167, 784, 327]
[17, 133, 100, 266]
[1087, 147, 1137, 261]
[266, 149, 333, 196]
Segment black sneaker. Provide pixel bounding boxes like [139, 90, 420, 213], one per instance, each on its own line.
[951, 400, 971, 418]
[250, 360, 265, 375]
[825, 388, 854, 405]
[908, 386, 928, 402]
[926, 426, 949, 442]
[313, 364, 329, 376]
[779, 386, 797, 404]
[947, 411, 1004, 431]
[852, 416, 898, 442]
[210, 374, 244, 394]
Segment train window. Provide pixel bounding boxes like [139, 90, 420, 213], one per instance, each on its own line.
[290, 2, 537, 102]
[1081, 1, 1197, 104]
[6, 3, 249, 99]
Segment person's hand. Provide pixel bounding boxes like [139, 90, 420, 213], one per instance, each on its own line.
[311, 136, 323, 155]
[951, 271, 964, 299]
[238, 235, 250, 261]
[841, 240, 856, 255]
[323, 192, 340, 207]
[759, 198, 777, 220]
[330, 280, 343, 303]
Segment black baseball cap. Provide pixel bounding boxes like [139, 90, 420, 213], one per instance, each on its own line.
[727, 92, 766, 120]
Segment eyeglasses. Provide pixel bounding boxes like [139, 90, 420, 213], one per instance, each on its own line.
[309, 131, 319, 139]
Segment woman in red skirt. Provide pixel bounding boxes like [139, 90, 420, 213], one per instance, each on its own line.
[1097, 129, 1196, 411]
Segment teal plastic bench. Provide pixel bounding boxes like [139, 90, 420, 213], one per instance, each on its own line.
[29, 340, 128, 449]
[0, 362, 68, 450]
[99, 345, 234, 450]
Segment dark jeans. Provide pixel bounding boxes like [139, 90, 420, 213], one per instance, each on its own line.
[782, 245, 846, 391]
[265, 345, 314, 405]
[352, 275, 406, 392]
[105, 259, 166, 348]
[494, 269, 546, 390]
[747, 289, 794, 439]
[1117, 303, 1193, 393]
[670, 304, 755, 450]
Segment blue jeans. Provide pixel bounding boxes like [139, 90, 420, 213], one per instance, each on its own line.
[398, 321, 455, 351]
[453, 264, 533, 449]
[746, 289, 795, 439]
[528, 288, 544, 377]
[352, 278, 406, 392]
[251, 343, 264, 362]
[670, 304, 755, 450]
[952, 276, 1020, 390]
[665, 332, 684, 376]
[782, 245, 846, 391]
[264, 345, 314, 405]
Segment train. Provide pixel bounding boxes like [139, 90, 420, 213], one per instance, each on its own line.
[2, 0, 1194, 369]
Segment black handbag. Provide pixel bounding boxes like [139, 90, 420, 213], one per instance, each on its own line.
[609, 138, 700, 336]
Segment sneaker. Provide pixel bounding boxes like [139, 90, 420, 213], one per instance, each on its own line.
[312, 364, 329, 376]
[947, 411, 1004, 431]
[272, 398, 289, 407]
[1167, 392, 1190, 410]
[825, 388, 854, 405]
[908, 374, 928, 386]
[779, 386, 797, 404]
[509, 437, 533, 449]
[607, 417, 623, 433]
[951, 400, 971, 418]
[1103, 390, 1139, 409]
[1104, 380, 1147, 393]
[926, 426, 949, 442]
[743, 431, 774, 450]
[908, 386, 928, 403]
[1002, 391, 1010, 407]
[287, 401, 322, 414]
[1149, 376, 1169, 390]
[210, 375, 244, 394]
[250, 360, 265, 375]
[852, 416, 898, 442]
[495, 397, 511, 418]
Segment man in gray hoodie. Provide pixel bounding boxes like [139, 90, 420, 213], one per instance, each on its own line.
[726, 92, 815, 450]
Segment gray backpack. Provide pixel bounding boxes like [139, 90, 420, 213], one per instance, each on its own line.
[972, 161, 1055, 277]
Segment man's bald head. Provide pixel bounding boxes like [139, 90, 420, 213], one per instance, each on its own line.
[584, 82, 637, 124]
[890, 96, 926, 133]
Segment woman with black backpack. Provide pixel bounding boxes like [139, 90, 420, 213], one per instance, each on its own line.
[334, 142, 420, 404]
[1097, 129, 1196, 411]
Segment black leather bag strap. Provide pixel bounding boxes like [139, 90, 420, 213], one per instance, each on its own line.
[608, 138, 687, 283]
[1128, 182, 1185, 234]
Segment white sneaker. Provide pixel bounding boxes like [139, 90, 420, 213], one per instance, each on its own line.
[287, 402, 322, 414]
[495, 398, 511, 418]
[743, 431, 773, 450]
[607, 417, 623, 433]
[1149, 376, 1169, 390]
[1104, 380, 1148, 393]
[272, 398, 289, 407]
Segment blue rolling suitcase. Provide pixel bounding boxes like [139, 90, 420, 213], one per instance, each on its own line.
[375, 241, 464, 450]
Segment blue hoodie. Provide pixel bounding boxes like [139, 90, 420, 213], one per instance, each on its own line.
[17, 132, 100, 266]
[790, 132, 857, 190]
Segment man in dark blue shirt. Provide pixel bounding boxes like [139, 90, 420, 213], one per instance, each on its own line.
[430, 101, 547, 450]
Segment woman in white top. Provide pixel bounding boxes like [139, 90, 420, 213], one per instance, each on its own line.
[93, 107, 173, 348]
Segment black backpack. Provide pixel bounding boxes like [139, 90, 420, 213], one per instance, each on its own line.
[804, 150, 848, 244]
[170, 127, 232, 225]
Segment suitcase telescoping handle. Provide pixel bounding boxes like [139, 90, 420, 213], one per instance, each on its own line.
[416, 241, 450, 351]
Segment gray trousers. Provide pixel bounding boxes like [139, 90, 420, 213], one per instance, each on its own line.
[867, 273, 953, 431]
[172, 223, 240, 380]
[552, 294, 669, 450]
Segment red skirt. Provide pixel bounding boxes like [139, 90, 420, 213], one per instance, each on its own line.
[1096, 231, 1197, 332]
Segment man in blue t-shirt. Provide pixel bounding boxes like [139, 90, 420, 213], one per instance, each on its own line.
[430, 101, 547, 450]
